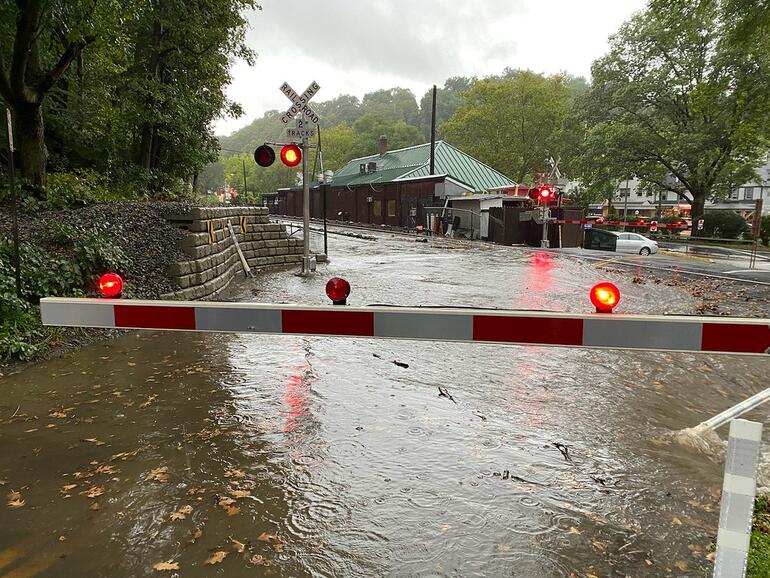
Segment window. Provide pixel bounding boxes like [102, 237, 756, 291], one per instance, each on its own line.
[618, 188, 630, 197]
[744, 186, 754, 200]
[373, 201, 381, 217]
[618, 233, 632, 240]
[730, 189, 739, 200]
[387, 200, 396, 217]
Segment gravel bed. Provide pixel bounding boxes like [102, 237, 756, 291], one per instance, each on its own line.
[0, 201, 193, 299]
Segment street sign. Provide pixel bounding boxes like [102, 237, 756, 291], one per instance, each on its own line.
[286, 117, 315, 140]
[279, 81, 320, 125]
[650, 220, 658, 232]
[697, 219, 704, 231]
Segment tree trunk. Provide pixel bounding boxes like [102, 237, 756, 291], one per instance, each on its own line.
[690, 192, 706, 236]
[15, 102, 47, 189]
[139, 123, 154, 170]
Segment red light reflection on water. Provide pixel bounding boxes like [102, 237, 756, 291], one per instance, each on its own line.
[521, 252, 554, 309]
[282, 370, 309, 433]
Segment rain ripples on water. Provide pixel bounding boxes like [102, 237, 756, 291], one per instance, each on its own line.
[1, 230, 768, 576]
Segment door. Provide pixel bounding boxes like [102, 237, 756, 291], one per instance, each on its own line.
[615, 233, 635, 253]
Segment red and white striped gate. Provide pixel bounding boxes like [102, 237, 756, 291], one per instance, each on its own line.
[39, 297, 770, 356]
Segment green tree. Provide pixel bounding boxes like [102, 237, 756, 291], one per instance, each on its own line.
[442, 71, 574, 183]
[0, 0, 103, 188]
[361, 88, 419, 125]
[417, 76, 473, 138]
[576, 0, 770, 231]
[701, 210, 749, 239]
[351, 113, 422, 158]
[320, 124, 356, 172]
[313, 94, 362, 127]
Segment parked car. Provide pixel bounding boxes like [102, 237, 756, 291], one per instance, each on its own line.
[614, 232, 659, 255]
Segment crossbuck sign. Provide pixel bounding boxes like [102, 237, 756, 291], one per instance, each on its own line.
[279, 81, 320, 126]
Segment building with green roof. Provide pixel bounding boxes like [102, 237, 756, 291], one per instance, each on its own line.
[274, 137, 519, 231]
[331, 139, 515, 192]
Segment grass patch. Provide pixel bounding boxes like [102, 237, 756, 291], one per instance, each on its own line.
[749, 495, 770, 577]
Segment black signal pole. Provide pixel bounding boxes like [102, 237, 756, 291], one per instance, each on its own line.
[429, 85, 437, 175]
[241, 159, 248, 200]
[5, 107, 21, 298]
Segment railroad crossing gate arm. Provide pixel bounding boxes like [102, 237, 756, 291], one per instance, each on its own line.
[39, 298, 770, 356]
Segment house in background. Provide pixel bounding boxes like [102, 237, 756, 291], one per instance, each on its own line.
[589, 155, 770, 219]
[274, 137, 518, 233]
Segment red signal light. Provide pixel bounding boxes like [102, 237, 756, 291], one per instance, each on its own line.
[538, 186, 553, 200]
[280, 145, 302, 167]
[98, 272, 123, 298]
[254, 144, 276, 167]
[325, 277, 351, 305]
[590, 282, 620, 313]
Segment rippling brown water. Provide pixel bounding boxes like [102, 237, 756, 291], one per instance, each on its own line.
[1, 231, 768, 577]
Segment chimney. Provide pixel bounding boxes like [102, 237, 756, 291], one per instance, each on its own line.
[378, 134, 388, 157]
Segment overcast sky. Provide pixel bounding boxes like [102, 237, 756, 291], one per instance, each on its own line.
[215, 0, 647, 135]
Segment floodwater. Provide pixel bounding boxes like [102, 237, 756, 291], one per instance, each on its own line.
[1, 230, 769, 577]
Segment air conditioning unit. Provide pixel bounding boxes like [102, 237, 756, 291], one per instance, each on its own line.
[367, 161, 377, 173]
[359, 163, 366, 175]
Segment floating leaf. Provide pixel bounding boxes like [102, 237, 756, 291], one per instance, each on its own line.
[189, 528, 203, 543]
[147, 467, 169, 483]
[58, 535, 67, 542]
[249, 554, 269, 566]
[90, 502, 102, 511]
[205, 551, 227, 565]
[83, 438, 105, 446]
[568, 526, 581, 535]
[94, 465, 118, 475]
[674, 560, 688, 571]
[61, 484, 78, 492]
[170, 505, 194, 520]
[257, 532, 277, 542]
[7, 490, 24, 509]
[671, 517, 683, 525]
[230, 538, 246, 553]
[153, 560, 179, 571]
[218, 497, 236, 507]
[230, 489, 251, 499]
[111, 449, 141, 461]
[223, 505, 240, 516]
[187, 487, 205, 495]
[80, 486, 105, 498]
[224, 469, 246, 479]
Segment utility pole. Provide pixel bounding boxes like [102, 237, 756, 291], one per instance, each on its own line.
[623, 178, 629, 231]
[429, 85, 437, 175]
[5, 107, 21, 298]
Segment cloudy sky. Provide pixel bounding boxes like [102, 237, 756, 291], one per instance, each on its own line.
[216, 0, 647, 135]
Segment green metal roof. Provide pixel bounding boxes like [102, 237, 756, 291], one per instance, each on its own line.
[331, 141, 515, 191]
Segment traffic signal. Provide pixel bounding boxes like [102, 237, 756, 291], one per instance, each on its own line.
[280, 144, 302, 167]
[537, 186, 554, 201]
[254, 144, 275, 167]
[528, 186, 554, 202]
[97, 272, 123, 298]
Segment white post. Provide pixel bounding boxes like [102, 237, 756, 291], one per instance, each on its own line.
[713, 419, 762, 578]
[301, 132, 314, 274]
[540, 204, 550, 248]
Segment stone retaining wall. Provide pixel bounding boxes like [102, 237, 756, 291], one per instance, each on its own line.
[162, 206, 303, 300]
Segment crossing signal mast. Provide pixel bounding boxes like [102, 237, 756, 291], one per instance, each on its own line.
[253, 81, 321, 275]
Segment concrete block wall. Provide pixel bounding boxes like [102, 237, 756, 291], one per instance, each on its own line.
[162, 206, 304, 300]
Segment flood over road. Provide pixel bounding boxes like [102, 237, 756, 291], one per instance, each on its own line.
[1, 230, 769, 577]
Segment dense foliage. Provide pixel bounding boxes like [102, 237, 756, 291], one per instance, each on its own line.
[0, 0, 256, 196]
[570, 0, 770, 222]
[0, 226, 129, 362]
[700, 210, 750, 239]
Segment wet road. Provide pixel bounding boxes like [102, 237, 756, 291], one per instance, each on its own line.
[2, 230, 769, 577]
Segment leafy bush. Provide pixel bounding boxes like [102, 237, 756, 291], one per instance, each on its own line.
[761, 215, 770, 247]
[700, 210, 749, 239]
[0, 227, 129, 364]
